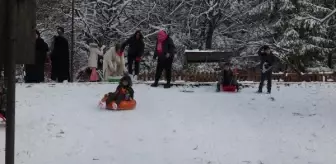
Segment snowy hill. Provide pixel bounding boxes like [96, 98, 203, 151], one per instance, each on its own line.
[1, 83, 336, 164]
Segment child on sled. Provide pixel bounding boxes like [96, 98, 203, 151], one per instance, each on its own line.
[216, 63, 240, 92]
[100, 74, 134, 110]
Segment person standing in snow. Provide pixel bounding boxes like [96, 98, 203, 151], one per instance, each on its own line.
[150, 30, 176, 88]
[121, 30, 144, 80]
[25, 30, 49, 83]
[50, 27, 70, 82]
[257, 45, 276, 94]
[88, 43, 105, 82]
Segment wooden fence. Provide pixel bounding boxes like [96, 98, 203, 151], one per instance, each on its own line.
[138, 71, 336, 82]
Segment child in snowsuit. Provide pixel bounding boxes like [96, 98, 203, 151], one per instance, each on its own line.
[257, 45, 276, 93]
[103, 74, 134, 109]
[216, 63, 239, 92]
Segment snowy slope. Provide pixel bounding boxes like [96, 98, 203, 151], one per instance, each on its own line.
[1, 83, 336, 164]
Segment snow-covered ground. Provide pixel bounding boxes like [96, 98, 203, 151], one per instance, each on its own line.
[1, 83, 336, 164]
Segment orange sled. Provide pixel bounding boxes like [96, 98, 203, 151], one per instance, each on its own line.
[106, 100, 136, 110]
[101, 94, 136, 110]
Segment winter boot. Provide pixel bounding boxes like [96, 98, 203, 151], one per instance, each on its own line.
[164, 83, 171, 89]
[267, 90, 271, 94]
[151, 82, 158, 87]
[256, 90, 262, 93]
[133, 75, 138, 82]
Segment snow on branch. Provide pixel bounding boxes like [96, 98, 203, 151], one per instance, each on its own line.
[302, 8, 336, 24]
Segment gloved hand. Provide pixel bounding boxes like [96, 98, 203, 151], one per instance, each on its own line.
[261, 62, 269, 73]
[136, 57, 141, 62]
[98, 101, 105, 109]
[166, 53, 170, 58]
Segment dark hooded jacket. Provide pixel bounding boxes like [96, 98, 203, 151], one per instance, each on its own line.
[115, 75, 134, 99]
[258, 46, 276, 69]
[121, 30, 144, 58]
[25, 33, 49, 83]
[0, 86, 6, 115]
[220, 69, 235, 85]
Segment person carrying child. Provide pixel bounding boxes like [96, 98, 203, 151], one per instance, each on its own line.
[100, 74, 134, 110]
[257, 45, 276, 94]
[216, 63, 240, 92]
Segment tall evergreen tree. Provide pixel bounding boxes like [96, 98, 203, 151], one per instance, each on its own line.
[247, 0, 335, 72]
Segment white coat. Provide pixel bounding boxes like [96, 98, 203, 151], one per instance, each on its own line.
[88, 43, 104, 68]
[103, 46, 126, 80]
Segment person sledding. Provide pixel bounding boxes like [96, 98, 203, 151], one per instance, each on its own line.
[99, 74, 135, 110]
[216, 63, 240, 92]
[257, 45, 276, 94]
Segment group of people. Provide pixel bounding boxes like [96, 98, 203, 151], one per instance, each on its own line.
[0, 36, 276, 119]
[216, 45, 276, 93]
[25, 26, 275, 92]
[25, 27, 177, 89]
[25, 27, 70, 83]
[100, 45, 276, 110]
[88, 29, 176, 88]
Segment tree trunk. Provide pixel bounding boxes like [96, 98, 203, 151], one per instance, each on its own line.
[205, 21, 214, 49]
[198, 20, 207, 49]
[328, 53, 333, 68]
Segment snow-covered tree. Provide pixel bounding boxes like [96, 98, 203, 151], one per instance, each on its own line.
[36, 0, 336, 75]
[247, 0, 336, 72]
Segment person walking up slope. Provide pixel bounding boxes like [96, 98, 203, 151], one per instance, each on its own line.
[257, 45, 276, 94]
[121, 30, 144, 80]
[151, 30, 176, 88]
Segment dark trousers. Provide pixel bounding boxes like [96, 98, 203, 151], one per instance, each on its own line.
[127, 57, 140, 75]
[0, 109, 5, 118]
[258, 71, 272, 92]
[154, 57, 173, 84]
[51, 62, 69, 82]
[106, 92, 125, 105]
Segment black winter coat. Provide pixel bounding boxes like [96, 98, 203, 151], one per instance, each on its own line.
[121, 32, 144, 58]
[51, 36, 70, 80]
[220, 69, 234, 85]
[25, 37, 49, 83]
[153, 37, 176, 60]
[258, 48, 276, 69]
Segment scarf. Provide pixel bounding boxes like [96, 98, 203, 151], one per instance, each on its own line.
[156, 30, 168, 55]
[117, 51, 124, 57]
